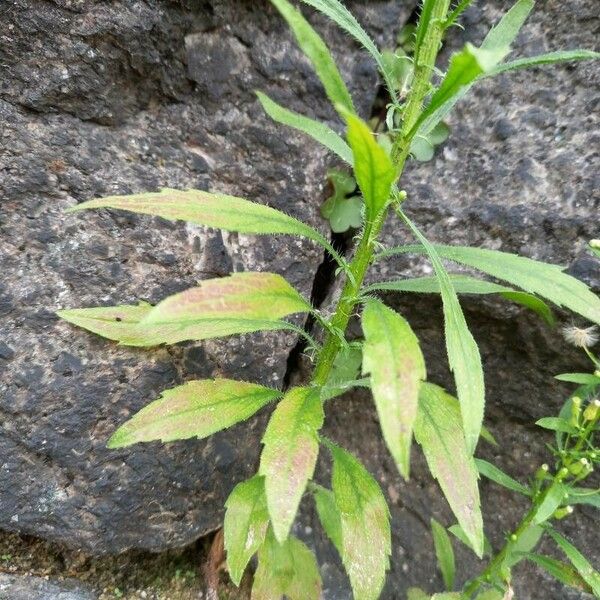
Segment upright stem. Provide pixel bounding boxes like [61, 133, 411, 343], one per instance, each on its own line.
[311, 0, 451, 387]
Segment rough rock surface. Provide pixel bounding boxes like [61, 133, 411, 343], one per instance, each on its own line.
[0, 574, 96, 600]
[296, 1, 599, 598]
[0, 0, 407, 554]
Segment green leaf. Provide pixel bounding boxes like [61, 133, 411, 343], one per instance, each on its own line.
[480, 0, 533, 53]
[410, 136, 435, 162]
[58, 302, 295, 347]
[431, 595, 461, 600]
[260, 387, 324, 542]
[413, 43, 509, 139]
[313, 484, 343, 556]
[144, 272, 310, 328]
[321, 170, 362, 233]
[60, 273, 311, 347]
[269, 0, 354, 116]
[548, 529, 600, 596]
[448, 524, 492, 557]
[224, 475, 270, 586]
[566, 487, 600, 509]
[555, 373, 600, 385]
[252, 529, 322, 600]
[407, 589, 431, 600]
[399, 213, 485, 454]
[526, 553, 593, 593]
[327, 442, 391, 600]
[533, 482, 567, 524]
[487, 49, 600, 77]
[382, 244, 600, 326]
[475, 459, 530, 496]
[366, 274, 554, 324]
[535, 417, 578, 434]
[67, 187, 328, 246]
[381, 49, 413, 93]
[429, 122, 451, 145]
[502, 524, 543, 569]
[298, 0, 398, 103]
[107, 378, 281, 448]
[431, 518, 455, 591]
[345, 114, 396, 221]
[433, 245, 600, 325]
[415, 383, 484, 557]
[362, 299, 426, 479]
[322, 343, 363, 400]
[256, 91, 353, 164]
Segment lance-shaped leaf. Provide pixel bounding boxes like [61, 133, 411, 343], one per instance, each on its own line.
[224, 475, 270, 586]
[486, 49, 600, 77]
[327, 441, 391, 600]
[252, 529, 322, 600]
[502, 524, 543, 569]
[257, 91, 353, 165]
[107, 378, 281, 448]
[269, 0, 354, 117]
[362, 299, 426, 479]
[59, 273, 311, 347]
[429, 245, 600, 325]
[548, 530, 600, 596]
[431, 518, 456, 591]
[475, 459, 530, 496]
[67, 187, 340, 258]
[365, 274, 554, 325]
[415, 383, 484, 557]
[555, 373, 600, 385]
[526, 554, 593, 593]
[259, 387, 324, 542]
[566, 487, 600, 509]
[399, 212, 485, 454]
[345, 114, 396, 221]
[144, 272, 310, 327]
[381, 242, 600, 329]
[480, 0, 533, 53]
[313, 484, 343, 556]
[298, 0, 398, 103]
[412, 43, 509, 139]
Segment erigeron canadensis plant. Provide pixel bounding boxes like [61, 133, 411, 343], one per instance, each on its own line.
[57, 0, 600, 597]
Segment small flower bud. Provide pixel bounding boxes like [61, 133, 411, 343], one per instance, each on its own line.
[509, 533, 518, 542]
[552, 506, 574, 520]
[594, 370, 600, 378]
[557, 467, 569, 480]
[396, 190, 408, 202]
[535, 464, 549, 480]
[583, 399, 600, 422]
[590, 239, 600, 249]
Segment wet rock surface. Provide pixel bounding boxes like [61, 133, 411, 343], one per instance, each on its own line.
[0, 0, 407, 556]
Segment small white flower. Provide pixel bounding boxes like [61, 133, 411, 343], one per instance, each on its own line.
[562, 325, 599, 348]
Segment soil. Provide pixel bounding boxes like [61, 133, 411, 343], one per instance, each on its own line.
[0, 531, 249, 600]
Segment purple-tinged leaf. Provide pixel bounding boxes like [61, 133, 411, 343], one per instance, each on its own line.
[107, 378, 280, 448]
[362, 299, 426, 479]
[224, 475, 270, 586]
[415, 383, 484, 557]
[327, 442, 391, 600]
[260, 387, 324, 542]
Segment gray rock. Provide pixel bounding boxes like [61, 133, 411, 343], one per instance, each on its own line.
[0, 574, 96, 600]
[0, 0, 408, 555]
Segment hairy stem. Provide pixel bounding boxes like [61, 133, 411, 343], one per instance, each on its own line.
[311, 0, 451, 387]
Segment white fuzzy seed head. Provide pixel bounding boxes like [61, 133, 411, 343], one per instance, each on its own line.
[562, 325, 599, 348]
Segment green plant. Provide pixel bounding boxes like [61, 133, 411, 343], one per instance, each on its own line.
[57, 0, 600, 598]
